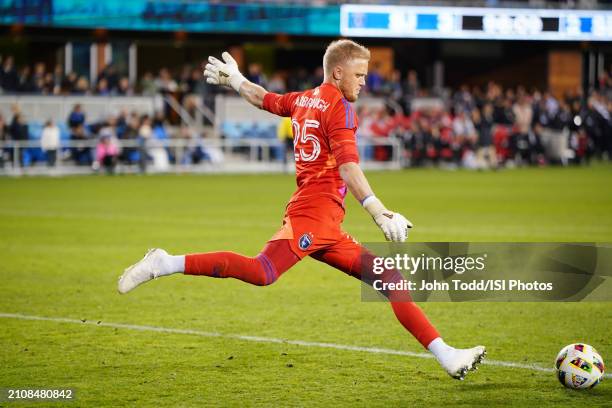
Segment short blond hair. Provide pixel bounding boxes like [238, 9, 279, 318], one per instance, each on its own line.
[323, 39, 370, 78]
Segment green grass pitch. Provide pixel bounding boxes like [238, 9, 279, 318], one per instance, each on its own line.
[1, 164, 611, 407]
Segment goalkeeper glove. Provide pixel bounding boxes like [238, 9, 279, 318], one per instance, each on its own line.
[203, 51, 246, 92]
[362, 195, 413, 242]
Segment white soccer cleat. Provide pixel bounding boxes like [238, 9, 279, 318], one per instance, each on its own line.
[438, 345, 486, 380]
[118, 248, 168, 294]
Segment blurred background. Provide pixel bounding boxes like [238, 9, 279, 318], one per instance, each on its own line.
[0, 0, 610, 175]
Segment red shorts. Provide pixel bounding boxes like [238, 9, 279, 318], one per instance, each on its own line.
[265, 202, 411, 301]
[268, 201, 361, 261]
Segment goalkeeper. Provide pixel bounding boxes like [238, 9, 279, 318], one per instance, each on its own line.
[119, 40, 485, 380]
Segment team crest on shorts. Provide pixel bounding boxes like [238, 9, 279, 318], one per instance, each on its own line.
[298, 233, 313, 251]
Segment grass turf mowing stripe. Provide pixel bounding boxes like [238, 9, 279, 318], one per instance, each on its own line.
[2, 312, 610, 379]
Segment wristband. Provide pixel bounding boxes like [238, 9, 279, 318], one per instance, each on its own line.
[230, 74, 246, 93]
[361, 195, 387, 218]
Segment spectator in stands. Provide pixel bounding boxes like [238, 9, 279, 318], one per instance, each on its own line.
[152, 110, 171, 147]
[32, 62, 45, 83]
[98, 116, 119, 143]
[41, 119, 60, 167]
[119, 112, 140, 164]
[452, 108, 478, 168]
[0, 114, 9, 140]
[590, 91, 612, 156]
[384, 69, 403, 102]
[178, 65, 196, 95]
[471, 86, 486, 110]
[188, 67, 208, 95]
[538, 96, 571, 165]
[246, 63, 267, 88]
[138, 114, 152, 138]
[156, 68, 179, 120]
[70, 123, 91, 165]
[366, 63, 384, 95]
[9, 109, 28, 142]
[17, 66, 34, 93]
[287, 68, 310, 92]
[94, 132, 120, 174]
[0, 114, 9, 167]
[73, 76, 90, 95]
[178, 125, 201, 164]
[61, 72, 77, 94]
[139, 71, 157, 96]
[370, 107, 396, 161]
[68, 104, 86, 129]
[52, 64, 64, 91]
[512, 92, 534, 164]
[155, 68, 178, 94]
[145, 113, 170, 171]
[96, 77, 111, 96]
[42, 72, 59, 95]
[67, 104, 90, 165]
[116, 76, 133, 96]
[98, 64, 119, 91]
[138, 114, 153, 173]
[268, 73, 286, 94]
[9, 107, 28, 165]
[401, 70, 419, 114]
[493, 95, 514, 125]
[453, 108, 477, 142]
[1, 56, 18, 92]
[405, 115, 431, 166]
[453, 84, 475, 114]
[473, 104, 497, 169]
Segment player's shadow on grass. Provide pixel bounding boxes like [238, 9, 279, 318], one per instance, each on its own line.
[457, 381, 611, 403]
[558, 385, 612, 400]
[456, 382, 523, 392]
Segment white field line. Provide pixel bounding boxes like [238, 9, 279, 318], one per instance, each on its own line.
[1, 312, 610, 379]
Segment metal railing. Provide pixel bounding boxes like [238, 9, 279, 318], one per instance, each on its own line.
[0, 137, 402, 176]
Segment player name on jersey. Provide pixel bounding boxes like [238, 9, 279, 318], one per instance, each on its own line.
[294, 94, 331, 112]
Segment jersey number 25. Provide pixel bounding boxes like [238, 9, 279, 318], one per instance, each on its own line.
[291, 119, 321, 162]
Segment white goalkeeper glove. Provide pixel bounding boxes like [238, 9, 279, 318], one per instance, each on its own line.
[203, 51, 246, 92]
[362, 196, 413, 242]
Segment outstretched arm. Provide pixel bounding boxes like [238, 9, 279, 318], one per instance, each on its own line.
[239, 81, 267, 109]
[338, 161, 374, 202]
[339, 162, 412, 242]
[203, 52, 267, 109]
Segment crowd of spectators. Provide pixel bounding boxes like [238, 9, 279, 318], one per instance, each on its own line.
[0, 55, 213, 99]
[1, 53, 611, 170]
[356, 77, 612, 168]
[0, 103, 219, 172]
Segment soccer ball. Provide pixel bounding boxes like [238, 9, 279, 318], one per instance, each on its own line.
[555, 343, 605, 390]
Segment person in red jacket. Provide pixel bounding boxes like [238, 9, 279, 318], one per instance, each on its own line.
[118, 40, 485, 380]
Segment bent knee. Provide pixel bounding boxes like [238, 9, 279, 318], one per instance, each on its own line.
[254, 272, 278, 286]
[255, 254, 280, 286]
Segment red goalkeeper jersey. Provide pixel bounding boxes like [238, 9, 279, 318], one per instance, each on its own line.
[262, 83, 359, 217]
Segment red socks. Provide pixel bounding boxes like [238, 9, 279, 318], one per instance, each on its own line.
[359, 254, 440, 348]
[390, 301, 440, 348]
[184, 240, 299, 286]
[185, 251, 276, 286]
[184, 239, 439, 348]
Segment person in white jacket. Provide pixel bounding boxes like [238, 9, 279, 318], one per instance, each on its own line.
[41, 119, 60, 167]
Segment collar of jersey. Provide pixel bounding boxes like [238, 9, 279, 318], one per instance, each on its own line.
[319, 82, 342, 97]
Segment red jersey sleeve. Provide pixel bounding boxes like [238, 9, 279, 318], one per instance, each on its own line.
[325, 98, 359, 166]
[262, 92, 300, 117]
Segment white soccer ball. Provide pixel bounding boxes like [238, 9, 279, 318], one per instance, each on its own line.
[555, 343, 605, 390]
